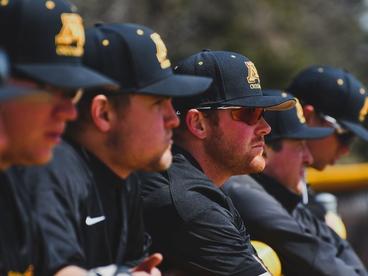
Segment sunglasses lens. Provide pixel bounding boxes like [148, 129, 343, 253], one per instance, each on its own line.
[231, 108, 264, 125]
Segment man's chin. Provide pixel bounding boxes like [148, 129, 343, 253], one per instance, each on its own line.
[142, 148, 173, 172]
[26, 150, 54, 166]
[2, 150, 53, 167]
[156, 150, 173, 171]
[247, 156, 266, 174]
[0, 161, 10, 171]
[311, 161, 328, 171]
[294, 181, 304, 195]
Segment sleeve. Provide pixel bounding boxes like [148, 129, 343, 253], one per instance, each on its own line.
[140, 170, 267, 276]
[119, 173, 150, 267]
[294, 204, 367, 276]
[18, 157, 88, 275]
[172, 206, 268, 276]
[226, 181, 368, 276]
[38, 175, 86, 274]
[336, 237, 368, 275]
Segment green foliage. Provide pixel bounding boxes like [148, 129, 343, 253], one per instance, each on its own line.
[74, 0, 368, 161]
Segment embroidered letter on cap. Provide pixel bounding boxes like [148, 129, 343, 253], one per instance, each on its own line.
[150, 33, 171, 69]
[295, 99, 306, 123]
[55, 13, 85, 57]
[359, 97, 368, 122]
[245, 61, 261, 89]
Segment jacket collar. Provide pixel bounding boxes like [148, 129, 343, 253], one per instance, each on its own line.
[252, 173, 301, 213]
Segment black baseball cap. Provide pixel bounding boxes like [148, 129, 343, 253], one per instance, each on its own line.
[83, 23, 212, 97]
[263, 90, 334, 142]
[287, 65, 368, 141]
[173, 50, 296, 111]
[0, 0, 117, 90]
[0, 49, 38, 100]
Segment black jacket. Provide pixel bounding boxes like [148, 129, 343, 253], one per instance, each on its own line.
[4, 140, 148, 275]
[224, 174, 367, 276]
[140, 146, 267, 276]
[0, 172, 42, 276]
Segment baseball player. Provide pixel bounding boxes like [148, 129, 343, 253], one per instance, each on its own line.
[139, 50, 296, 275]
[287, 66, 368, 221]
[225, 90, 367, 275]
[6, 23, 211, 276]
[0, 0, 116, 274]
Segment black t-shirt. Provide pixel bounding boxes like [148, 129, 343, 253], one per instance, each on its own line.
[224, 174, 367, 276]
[4, 140, 148, 275]
[139, 146, 267, 276]
[0, 172, 42, 276]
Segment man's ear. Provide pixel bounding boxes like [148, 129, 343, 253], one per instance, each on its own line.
[302, 104, 315, 123]
[185, 109, 208, 139]
[90, 95, 115, 132]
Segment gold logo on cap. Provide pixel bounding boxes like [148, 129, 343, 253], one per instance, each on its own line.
[245, 61, 261, 89]
[45, 0, 55, 10]
[55, 13, 85, 57]
[102, 39, 109, 46]
[150, 33, 171, 69]
[359, 97, 368, 122]
[295, 99, 306, 123]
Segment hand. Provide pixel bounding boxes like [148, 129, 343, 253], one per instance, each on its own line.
[131, 253, 163, 276]
[55, 265, 88, 276]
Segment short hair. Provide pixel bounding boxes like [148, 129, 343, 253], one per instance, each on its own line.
[65, 89, 130, 138]
[266, 139, 283, 152]
[173, 109, 220, 141]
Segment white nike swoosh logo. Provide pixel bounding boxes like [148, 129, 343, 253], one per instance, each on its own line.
[85, 215, 106, 226]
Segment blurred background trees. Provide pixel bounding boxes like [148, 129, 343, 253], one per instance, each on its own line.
[73, 0, 368, 265]
[74, 0, 368, 88]
[74, 0, 368, 162]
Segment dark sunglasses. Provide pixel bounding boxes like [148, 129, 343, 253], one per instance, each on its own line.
[319, 113, 355, 146]
[230, 107, 264, 125]
[46, 89, 83, 104]
[196, 106, 265, 126]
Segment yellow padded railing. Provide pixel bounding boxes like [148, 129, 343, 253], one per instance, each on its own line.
[306, 163, 368, 192]
[251, 240, 282, 276]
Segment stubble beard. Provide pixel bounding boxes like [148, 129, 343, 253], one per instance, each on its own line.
[142, 144, 173, 172]
[246, 154, 266, 174]
[108, 129, 173, 173]
[204, 128, 263, 176]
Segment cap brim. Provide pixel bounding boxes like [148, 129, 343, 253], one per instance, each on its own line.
[15, 64, 119, 90]
[0, 84, 36, 101]
[220, 95, 296, 111]
[340, 120, 368, 141]
[267, 125, 334, 141]
[284, 125, 334, 140]
[137, 74, 213, 97]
